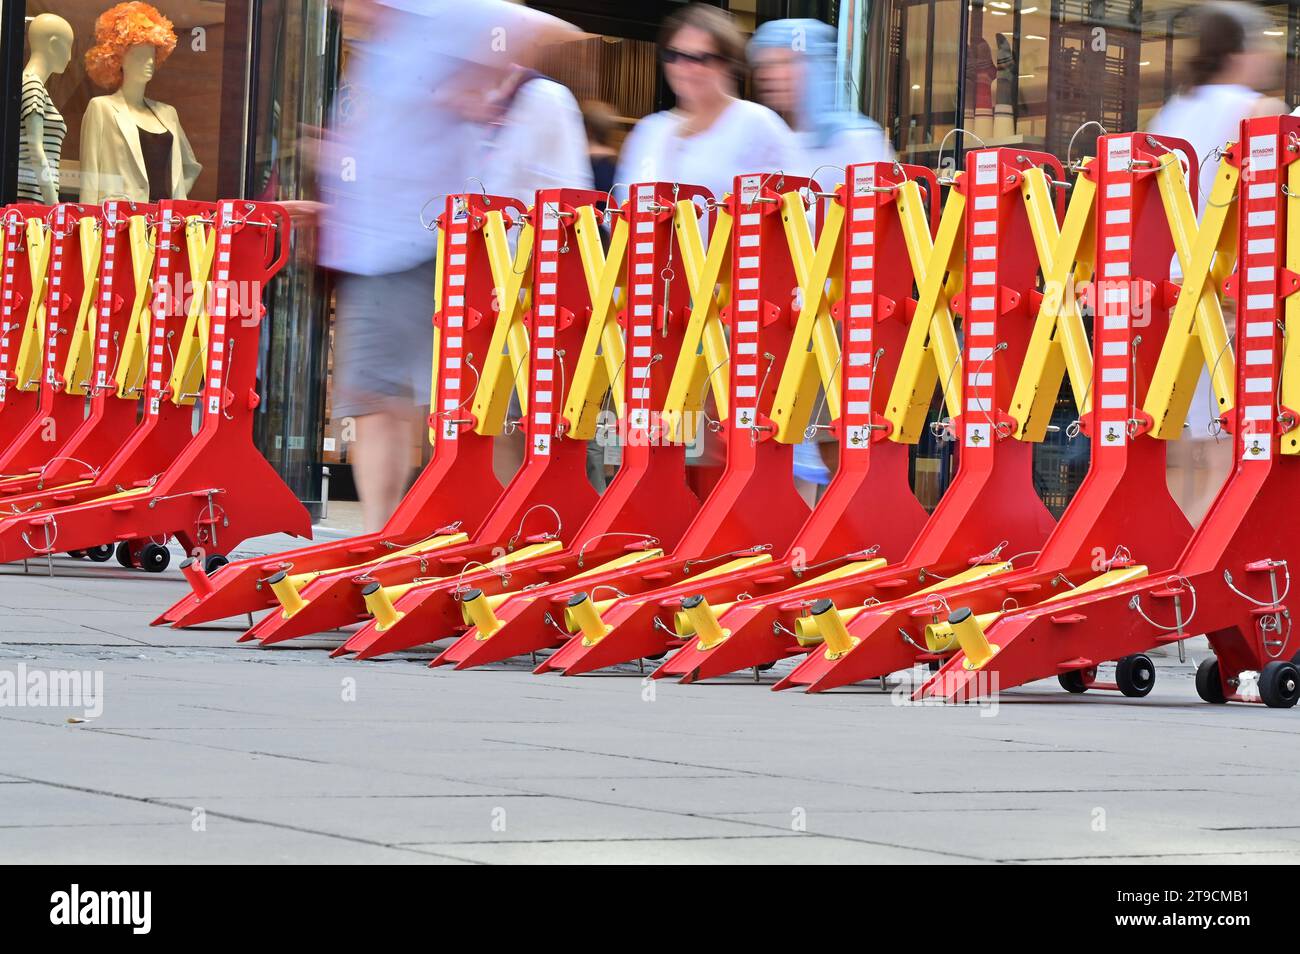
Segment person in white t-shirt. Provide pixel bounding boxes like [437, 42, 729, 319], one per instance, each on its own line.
[312, 1, 579, 533]
[615, 3, 798, 482]
[615, 4, 797, 205]
[475, 68, 593, 211]
[470, 63, 594, 488]
[749, 17, 895, 501]
[1146, 0, 1285, 525]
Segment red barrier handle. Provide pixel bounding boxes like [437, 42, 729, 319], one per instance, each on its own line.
[903, 164, 942, 236]
[260, 202, 293, 280]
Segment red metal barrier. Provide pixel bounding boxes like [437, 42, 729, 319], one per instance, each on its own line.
[0, 201, 153, 508]
[433, 163, 939, 675]
[155, 193, 524, 626]
[0, 203, 102, 486]
[918, 116, 1300, 708]
[335, 174, 826, 665]
[637, 149, 1064, 685]
[777, 134, 1202, 693]
[0, 199, 310, 566]
[319, 184, 715, 659]
[0, 204, 52, 452]
[241, 187, 708, 651]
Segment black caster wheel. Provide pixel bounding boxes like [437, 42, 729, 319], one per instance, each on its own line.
[755, 660, 776, 672]
[139, 543, 171, 573]
[67, 550, 86, 560]
[1258, 660, 1300, 709]
[85, 543, 114, 563]
[1058, 669, 1089, 693]
[204, 554, 229, 575]
[643, 651, 667, 661]
[115, 541, 135, 568]
[1115, 653, 1155, 698]
[1195, 657, 1227, 704]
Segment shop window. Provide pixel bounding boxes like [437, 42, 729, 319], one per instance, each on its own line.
[870, 0, 1294, 169]
[10, 1, 249, 204]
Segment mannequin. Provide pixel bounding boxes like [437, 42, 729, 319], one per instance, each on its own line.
[993, 34, 1018, 138]
[79, 2, 201, 204]
[967, 35, 996, 141]
[20, 14, 74, 203]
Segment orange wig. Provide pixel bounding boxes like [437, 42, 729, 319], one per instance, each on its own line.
[84, 2, 177, 90]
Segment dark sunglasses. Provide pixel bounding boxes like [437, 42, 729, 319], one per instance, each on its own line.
[662, 47, 725, 66]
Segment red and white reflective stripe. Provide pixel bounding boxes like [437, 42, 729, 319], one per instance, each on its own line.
[1238, 131, 1283, 461]
[529, 198, 563, 457]
[962, 150, 1001, 450]
[203, 202, 235, 417]
[1092, 136, 1138, 450]
[438, 198, 471, 442]
[626, 185, 659, 434]
[96, 203, 119, 388]
[45, 206, 68, 386]
[731, 174, 764, 431]
[841, 164, 879, 450]
[148, 208, 174, 415]
[0, 216, 21, 393]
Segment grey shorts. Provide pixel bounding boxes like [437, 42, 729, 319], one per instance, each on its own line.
[332, 260, 437, 418]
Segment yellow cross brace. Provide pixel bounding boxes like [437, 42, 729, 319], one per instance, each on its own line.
[62, 216, 104, 396]
[563, 205, 628, 439]
[885, 177, 965, 442]
[1008, 163, 1096, 440]
[661, 202, 733, 442]
[14, 218, 51, 392]
[1146, 150, 1238, 439]
[473, 209, 534, 435]
[113, 215, 157, 398]
[768, 190, 845, 443]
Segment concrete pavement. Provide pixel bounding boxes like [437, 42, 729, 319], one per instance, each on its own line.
[1, 541, 1299, 864]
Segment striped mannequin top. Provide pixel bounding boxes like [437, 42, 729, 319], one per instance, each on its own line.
[18, 71, 67, 202]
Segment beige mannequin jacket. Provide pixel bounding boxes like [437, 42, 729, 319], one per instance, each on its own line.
[78, 94, 202, 203]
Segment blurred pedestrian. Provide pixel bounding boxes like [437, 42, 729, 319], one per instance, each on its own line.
[316, 0, 578, 532]
[465, 26, 594, 488]
[616, 4, 797, 493]
[474, 38, 592, 208]
[1147, 0, 1286, 524]
[750, 17, 894, 503]
[616, 3, 796, 201]
[749, 18, 893, 180]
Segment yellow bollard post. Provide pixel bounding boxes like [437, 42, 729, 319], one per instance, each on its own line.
[362, 582, 404, 631]
[808, 599, 859, 659]
[459, 588, 503, 639]
[923, 611, 997, 653]
[564, 593, 612, 646]
[266, 570, 308, 619]
[947, 607, 999, 670]
[793, 613, 825, 648]
[679, 595, 729, 650]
